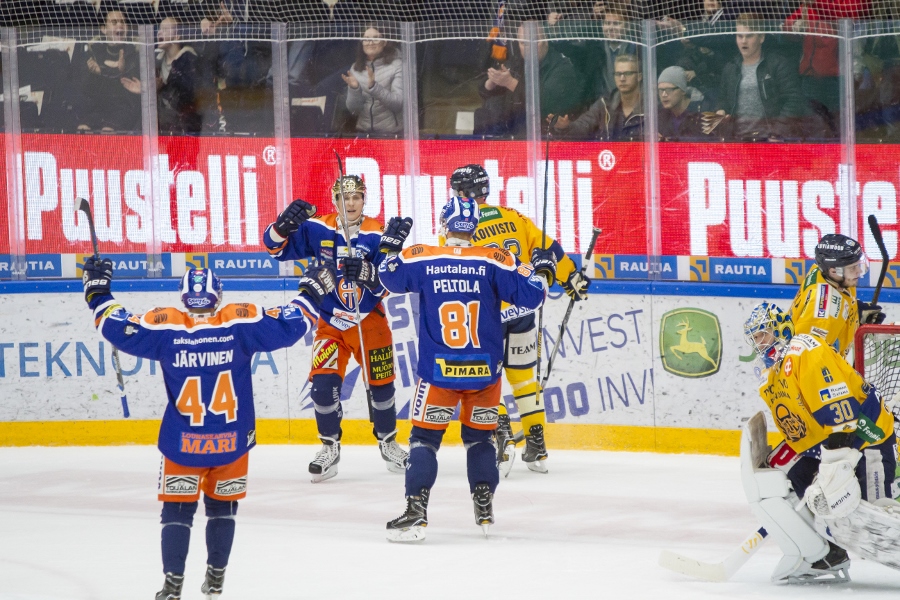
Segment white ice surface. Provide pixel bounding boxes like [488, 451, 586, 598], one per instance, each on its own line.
[1, 445, 899, 599]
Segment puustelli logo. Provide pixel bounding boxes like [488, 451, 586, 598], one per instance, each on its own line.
[659, 308, 722, 378]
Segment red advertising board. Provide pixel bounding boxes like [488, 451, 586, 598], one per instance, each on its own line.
[0, 133, 8, 254]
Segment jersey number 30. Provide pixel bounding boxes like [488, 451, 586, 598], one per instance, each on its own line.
[175, 371, 239, 426]
[439, 301, 481, 349]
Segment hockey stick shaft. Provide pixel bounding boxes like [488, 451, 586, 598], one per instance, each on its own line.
[541, 227, 601, 388]
[868, 214, 889, 305]
[76, 197, 130, 419]
[659, 527, 768, 582]
[333, 151, 374, 418]
[535, 118, 557, 398]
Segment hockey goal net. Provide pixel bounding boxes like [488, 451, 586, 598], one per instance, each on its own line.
[855, 325, 900, 403]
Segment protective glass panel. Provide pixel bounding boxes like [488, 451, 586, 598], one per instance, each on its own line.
[0, 39, 10, 278]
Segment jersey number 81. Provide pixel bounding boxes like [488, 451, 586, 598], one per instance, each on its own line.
[439, 300, 481, 349]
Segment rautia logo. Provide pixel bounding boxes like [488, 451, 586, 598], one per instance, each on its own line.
[659, 308, 722, 378]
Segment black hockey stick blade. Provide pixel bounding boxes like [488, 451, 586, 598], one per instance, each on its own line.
[868, 214, 889, 305]
[75, 197, 100, 259]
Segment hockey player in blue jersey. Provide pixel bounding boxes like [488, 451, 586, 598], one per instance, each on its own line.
[82, 258, 334, 600]
[349, 196, 555, 542]
[263, 176, 409, 481]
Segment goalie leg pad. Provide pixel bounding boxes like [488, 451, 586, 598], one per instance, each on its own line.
[859, 439, 896, 503]
[827, 499, 900, 571]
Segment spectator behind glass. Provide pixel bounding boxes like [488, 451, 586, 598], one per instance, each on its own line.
[475, 21, 583, 138]
[712, 13, 806, 141]
[783, 0, 840, 117]
[547, 0, 607, 106]
[156, 17, 201, 135]
[657, 66, 706, 140]
[599, 6, 638, 99]
[74, 9, 141, 132]
[342, 26, 403, 135]
[548, 53, 643, 140]
[673, 0, 737, 106]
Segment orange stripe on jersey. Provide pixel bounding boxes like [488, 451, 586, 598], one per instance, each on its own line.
[266, 238, 287, 255]
[317, 212, 384, 234]
[140, 304, 263, 332]
[400, 244, 516, 269]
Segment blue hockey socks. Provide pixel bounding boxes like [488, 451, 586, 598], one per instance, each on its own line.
[310, 373, 343, 438]
[462, 425, 499, 494]
[371, 382, 397, 438]
[204, 496, 237, 569]
[406, 426, 444, 497]
[160, 501, 197, 575]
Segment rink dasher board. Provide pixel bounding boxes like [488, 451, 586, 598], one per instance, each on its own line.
[0, 279, 883, 453]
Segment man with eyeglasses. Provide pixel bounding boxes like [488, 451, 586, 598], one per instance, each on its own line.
[549, 53, 643, 140]
[657, 66, 705, 141]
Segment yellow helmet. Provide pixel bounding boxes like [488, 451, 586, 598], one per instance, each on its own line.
[331, 175, 367, 203]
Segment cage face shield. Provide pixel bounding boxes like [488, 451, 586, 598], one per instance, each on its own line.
[744, 302, 794, 369]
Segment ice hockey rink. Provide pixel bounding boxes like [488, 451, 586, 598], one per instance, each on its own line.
[2, 444, 900, 600]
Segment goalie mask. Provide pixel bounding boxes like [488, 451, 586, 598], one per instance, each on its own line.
[450, 164, 490, 202]
[815, 234, 868, 288]
[180, 268, 223, 315]
[744, 302, 794, 369]
[439, 196, 480, 238]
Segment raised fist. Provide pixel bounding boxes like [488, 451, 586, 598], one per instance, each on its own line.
[83, 256, 113, 302]
[272, 199, 316, 239]
[380, 216, 414, 254]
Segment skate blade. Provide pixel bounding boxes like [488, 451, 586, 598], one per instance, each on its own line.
[525, 459, 548, 474]
[204, 592, 222, 600]
[310, 466, 338, 483]
[387, 526, 426, 543]
[499, 443, 516, 478]
[384, 461, 406, 474]
[480, 523, 491, 536]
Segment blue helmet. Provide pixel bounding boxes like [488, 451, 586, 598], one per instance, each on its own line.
[180, 268, 223, 314]
[439, 196, 480, 236]
[744, 302, 794, 369]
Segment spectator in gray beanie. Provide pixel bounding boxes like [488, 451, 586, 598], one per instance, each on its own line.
[657, 66, 705, 140]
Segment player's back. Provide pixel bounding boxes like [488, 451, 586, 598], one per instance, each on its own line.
[379, 244, 546, 389]
[789, 266, 858, 356]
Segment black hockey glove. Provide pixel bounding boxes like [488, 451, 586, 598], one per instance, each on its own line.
[343, 256, 380, 290]
[272, 199, 317, 238]
[858, 300, 886, 325]
[297, 264, 336, 307]
[380, 216, 414, 254]
[561, 270, 590, 301]
[82, 256, 113, 302]
[530, 248, 557, 287]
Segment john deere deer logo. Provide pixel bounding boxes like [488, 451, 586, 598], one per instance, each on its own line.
[660, 308, 722, 378]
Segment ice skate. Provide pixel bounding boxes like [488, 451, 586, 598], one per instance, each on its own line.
[200, 565, 226, 599]
[781, 542, 850, 584]
[472, 483, 494, 535]
[378, 430, 409, 474]
[495, 414, 516, 477]
[309, 435, 340, 483]
[522, 424, 548, 473]
[155, 572, 184, 600]
[386, 488, 429, 543]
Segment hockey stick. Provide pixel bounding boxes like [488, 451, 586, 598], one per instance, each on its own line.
[868, 214, 889, 305]
[659, 527, 768, 582]
[534, 116, 558, 408]
[333, 151, 375, 421]
[76, 197, 130, 419]
[540, 226, 602, 389]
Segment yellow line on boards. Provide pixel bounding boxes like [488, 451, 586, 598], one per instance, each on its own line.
[0, 420, 783, 456]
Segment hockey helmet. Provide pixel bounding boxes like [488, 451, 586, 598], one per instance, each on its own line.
[744, 302, 794, 369]
[331, 175, 367, 204]
[180, 268, 223, 315]
[815, 234, 868, 286]
[440, 196, 480, 236]
[450, 164, 490, 201]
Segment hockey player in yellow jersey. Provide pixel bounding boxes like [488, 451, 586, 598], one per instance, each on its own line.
[789, 234, 884, 358]
[742, 302, 896, 582]
[448, 164, 590, 474]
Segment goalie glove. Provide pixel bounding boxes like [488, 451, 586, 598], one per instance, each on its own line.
[380, 216, 413, 255]
[530, 248, 557, 287]
[805, 446, 862, 519]
[297, 264, 336, 307]
[561, 270, 590, 301]
[272, 199, 317, 239]
[342, 256, 380, 291]
[82, 256, 113, 303]
[858, 299, 886, 325]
